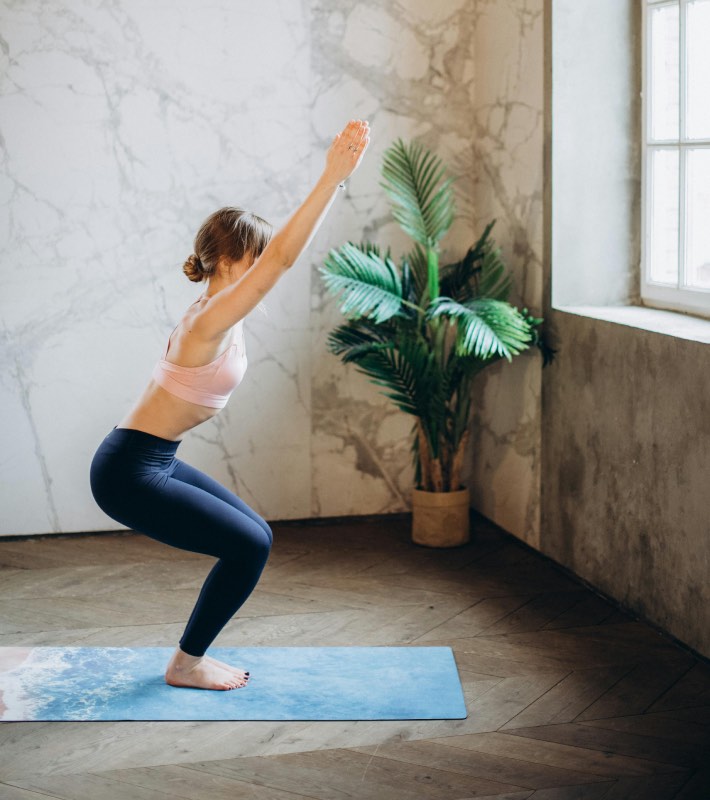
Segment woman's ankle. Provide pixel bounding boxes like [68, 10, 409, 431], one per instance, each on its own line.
[178, 644, 203, 658]
[170, 645, 204, 667]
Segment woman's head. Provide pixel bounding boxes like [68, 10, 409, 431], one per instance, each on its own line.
[183, 206, 272, 283]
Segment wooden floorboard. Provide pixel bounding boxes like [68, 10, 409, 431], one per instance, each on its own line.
[1, 513, 708, 799]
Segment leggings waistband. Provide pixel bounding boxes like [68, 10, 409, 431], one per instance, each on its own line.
[103, 426, 182, 454]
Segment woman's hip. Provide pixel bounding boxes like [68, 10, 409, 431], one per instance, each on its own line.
[90, 426, 180, 512]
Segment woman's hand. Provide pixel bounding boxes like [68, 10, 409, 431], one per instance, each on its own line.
[322, 119, 371, 187]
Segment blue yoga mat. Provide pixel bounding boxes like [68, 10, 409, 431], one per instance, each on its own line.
[0, 646, 467, 721]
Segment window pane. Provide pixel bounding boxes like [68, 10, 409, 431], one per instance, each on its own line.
[685, 149, 710, 289]
[650, 3, 679, 141]
[649, 148, 679, 284]
[686, 0, 710, 139]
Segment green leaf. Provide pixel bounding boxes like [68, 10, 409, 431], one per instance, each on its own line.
[476, 240, 511, 301]
[331, 328, 448, 453]
[319, 242, 404, 323]
[402, 243, 429, 306]
[426, 296, 533, 361]
[438, 220, 512, 303]
[325, 319, 396, 364]
[380, 138, 456, 248]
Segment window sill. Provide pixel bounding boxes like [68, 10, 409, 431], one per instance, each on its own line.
[554, 304, 710, 344]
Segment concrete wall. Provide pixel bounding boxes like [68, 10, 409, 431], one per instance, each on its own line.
[541, 312, 710, 657]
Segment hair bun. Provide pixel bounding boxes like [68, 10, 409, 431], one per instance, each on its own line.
[182, 253, 204, 282]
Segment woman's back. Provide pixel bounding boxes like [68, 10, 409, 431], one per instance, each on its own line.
[115, 298, 246, 440]
[152, 317, 247, 409]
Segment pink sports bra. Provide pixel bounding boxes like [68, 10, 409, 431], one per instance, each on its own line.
[151, 319, 247, 409]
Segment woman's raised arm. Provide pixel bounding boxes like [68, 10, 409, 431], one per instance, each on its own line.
[193, 119, 371, 338]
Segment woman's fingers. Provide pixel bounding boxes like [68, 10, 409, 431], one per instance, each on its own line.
[342, 119, 367, 142]
[339, 119, 358, 139]
[352, 123, 369, 149]
[341, 120, 369, 153]
[324, 119, 370, 183]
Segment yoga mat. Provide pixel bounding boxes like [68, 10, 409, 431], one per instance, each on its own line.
[0, 646, 467, 721]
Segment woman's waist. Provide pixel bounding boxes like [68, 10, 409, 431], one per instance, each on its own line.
[94, 426, 182, 464]
[122, 381, 222, 436]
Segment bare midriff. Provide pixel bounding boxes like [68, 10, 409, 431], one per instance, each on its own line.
[115, 380, 222, 441]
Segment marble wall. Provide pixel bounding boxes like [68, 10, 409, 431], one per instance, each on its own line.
[2, 0, 524, 536]
[465, 0, 545, 548]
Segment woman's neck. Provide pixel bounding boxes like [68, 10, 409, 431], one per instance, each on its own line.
[204, 260, 251, 298]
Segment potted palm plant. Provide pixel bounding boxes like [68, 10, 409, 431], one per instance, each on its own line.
[318, 139, 555, 548]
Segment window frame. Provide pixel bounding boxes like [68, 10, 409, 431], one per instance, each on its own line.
[640, 0, 710, 318]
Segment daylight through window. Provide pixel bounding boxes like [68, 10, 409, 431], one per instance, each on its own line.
[642, 0, 710, 316]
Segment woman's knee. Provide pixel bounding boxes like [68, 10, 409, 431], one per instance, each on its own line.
[224, 518, 272, 564]
[241, 507, 272, 544]
[245, 509, 272, 545]
[257, 526, 273, 559]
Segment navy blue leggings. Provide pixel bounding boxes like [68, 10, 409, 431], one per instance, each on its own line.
[89, 426, 272, 657]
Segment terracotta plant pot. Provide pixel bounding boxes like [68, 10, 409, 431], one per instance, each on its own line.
[411, 487, 470, 548]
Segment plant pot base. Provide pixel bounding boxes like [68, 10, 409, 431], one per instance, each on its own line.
[411, 487, 470, 547]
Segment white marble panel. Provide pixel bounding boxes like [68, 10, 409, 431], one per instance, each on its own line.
[0, 0, 311, 534]
[1, 0, 544, 540]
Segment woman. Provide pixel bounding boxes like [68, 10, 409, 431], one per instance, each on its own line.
[90, 119, 371, 691]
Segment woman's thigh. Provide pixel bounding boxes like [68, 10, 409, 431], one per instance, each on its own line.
[116, 471, 271, 563]
[171, 458, 273, 544]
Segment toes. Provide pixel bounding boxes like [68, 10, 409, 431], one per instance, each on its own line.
[229, 669, 247, 680]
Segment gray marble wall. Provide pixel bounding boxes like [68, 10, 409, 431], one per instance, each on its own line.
[466, 0, 545, 549]
[2, 0, 516, 536]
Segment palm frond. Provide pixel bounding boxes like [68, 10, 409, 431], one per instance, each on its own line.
[476, 240, 511, 301]
[402, 243, 428, 305]
[439, 220, 512, 303]
[397, 333, 449, 448]
[346, 332, 448, 445]
[352, 340, 426, 418]
[457, 352, 500, 377]
[325, 319, 396, 364]
[427, 296, 533, 361]
[380, 139, 456, 248]
[319, 242, 404, 323]
[398, 258, 419, 322]
[352, 241, 392, 262]
[519, 306, 558, 366]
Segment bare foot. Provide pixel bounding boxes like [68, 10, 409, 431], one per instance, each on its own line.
[165, 647, 249, 691]
[203, 655, 249, 679]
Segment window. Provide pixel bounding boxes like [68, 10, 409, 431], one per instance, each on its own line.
[641, 0, 710, 317]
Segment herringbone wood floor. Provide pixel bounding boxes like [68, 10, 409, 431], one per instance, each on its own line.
[0, 512, 708, 799]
